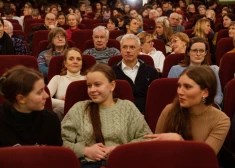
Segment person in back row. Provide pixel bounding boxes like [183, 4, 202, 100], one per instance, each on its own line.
[0, 66, 62, 147]
[112, 34, 160, 113]
[83, 26, 120, 64]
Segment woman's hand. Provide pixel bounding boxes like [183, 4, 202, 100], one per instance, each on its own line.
[144, 133, 184, 141]
[105, 146, 116, 158]
[84, 143, 106, 161]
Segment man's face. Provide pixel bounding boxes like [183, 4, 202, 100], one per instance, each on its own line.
[124, 5, 130, 13]
[103, 11, 111, 20]
[169, 13, 179, 27]
[93, 30, 108, 51]
[121, 38, 140, 64]
[127, 19, 139, 34]
[45, 13, 56, 27]
[162, 3, 169, 12]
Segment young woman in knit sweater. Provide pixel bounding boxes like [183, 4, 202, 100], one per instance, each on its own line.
[47, 48, 86, 120]
[61, 63, 152, 168]
[145, 66, 230, 154]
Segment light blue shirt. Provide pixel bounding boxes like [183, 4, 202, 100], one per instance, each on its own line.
[168, 65, 223, 106]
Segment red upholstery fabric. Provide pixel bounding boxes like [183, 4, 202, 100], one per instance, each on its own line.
[23, 41, 30, 55]
[145, 78, 178, 132]
[153, 39, 166, 56]
[143, 18, 156, 30]
[71, 30, 93, 52]
[216, 29, 229, 44]
[108, 54, 155, 67]
[216, 37, 234, 66]
[12, 23, 22, 30]
[183, 29, 193, 37]
[84, 39, 120, 51]
[185, 22, 194, 30]
[106, 141, 219, 168]
[77, 24, 87, 29]
[162, 53, 184, 78]
[32, 30, 50, 57]
[6, 19, 19, 24]
[93, 23, 107, 29]
[24, 19, 44, 36]
[13, 30, 26, 41]
[37, 40, 76, 57]
[143, 23, 148, 31]
[64, 80, 134, 116]
[219, 52, 235, 90]
[47, 54, 96, 82]
[109, 30, 124, 39]
[0, 146, 80, 168]
[81, 19, 102, 29]
[29, 23, 44, 31]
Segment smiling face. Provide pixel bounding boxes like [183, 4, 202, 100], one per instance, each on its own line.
[223, 16, 232, 28]
[17, 79, 49, 112]
[188, 42, 207, 66]
[64, 49, 83, 73]
[177, 74, 207, 108]
[229, 25, 235, 38]
[87, 71, 115, 106]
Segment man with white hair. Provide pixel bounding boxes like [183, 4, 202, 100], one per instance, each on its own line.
[168, 12, 184, 33]
[3, 20, 28, 55]
[83, 26, 120, 63]
[112, 34, 160, 114]
[149, 9, 159, 21]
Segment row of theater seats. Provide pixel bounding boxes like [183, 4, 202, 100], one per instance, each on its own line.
[0, 141, 219, 168]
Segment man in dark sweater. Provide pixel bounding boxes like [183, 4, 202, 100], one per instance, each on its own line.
[112, 34, 160, 114]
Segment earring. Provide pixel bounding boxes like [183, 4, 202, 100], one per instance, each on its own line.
[201, 97, 206, 104]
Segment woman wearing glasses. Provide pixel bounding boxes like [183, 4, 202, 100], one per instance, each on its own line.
[168, 37, 223, 107]
[37, 27, 68, 79]
[137, 32, 165, 72]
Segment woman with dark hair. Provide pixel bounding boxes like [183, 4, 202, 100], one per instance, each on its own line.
[145, 65, 230, 154]
[0, 18, 15, 55]
[57, 12, 66, 26]
[168, 37, 223, 106]
[61, 63, 151, 167]
[107, 17, 119, 31]
[223, 13, 235, 28]
[0, 66, 62, 147]
[47, 48, 85, 120]
[37, 27, 68, 78]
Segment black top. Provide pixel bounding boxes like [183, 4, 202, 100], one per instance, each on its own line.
[0, 103, 62, 147]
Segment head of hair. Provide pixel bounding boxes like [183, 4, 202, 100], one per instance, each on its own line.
[3, 20, 13, 32]
[93, 26, 109, 39]
[108, 16, 119, 27]
[122, 16, 136, 34]
[170, 32, 190, 46]
[121, 34, 141, 47]
[60, 47, 82, 76]
[66, 13, 80, 25]
[222, 6, 232, 13]
[223, 13, 235, 21]
[164, 65, 217, 140]
[136, 31, 153, 45]
[1, 66, 43, 104]
[187, 4, 195, 12]
[32, 9, 40, 17]
[153, 17, 172, 42]
[180, 37, 209, 66]
[86, 63, 116, 144]
[192, 18, 211, 38]
[47, 27, 68, 49]
[198, 5, 206, 10]
[0, 17, 3, 26]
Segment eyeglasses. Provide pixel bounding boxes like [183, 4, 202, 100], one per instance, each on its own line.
[190, 49, 207, 54]
[121, 45, 137, 51]
[145, 40, 154, 44]
[54, 35, 65, 39]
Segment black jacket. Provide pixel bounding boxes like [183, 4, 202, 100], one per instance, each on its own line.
[112, 59, 160, 113]
[0, 103, 62, 147]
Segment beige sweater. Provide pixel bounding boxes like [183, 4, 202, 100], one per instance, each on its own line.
[156, 104, 230, 154]
[61, 99, 152, 160]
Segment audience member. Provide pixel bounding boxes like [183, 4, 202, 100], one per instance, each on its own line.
[65, 13, 80, 40]
[0, 66, 62, 147]
[57, 12, 66, 26]
[223, 14, 235, 29]
[169, 12, 185, 33]
[198, 5, 207, 15]
[170, 32, 190, 54]
[107, 17, 118, 31]
[149, 9, 159, 21]
[83, 26, 120, 63]
[229, 22, 235, 38]
[112, 34, 160, 113]
[61, 63, 152, 167]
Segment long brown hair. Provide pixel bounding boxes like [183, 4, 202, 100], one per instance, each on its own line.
[164, 65, 217, 140]
[86, 63, 116, 144]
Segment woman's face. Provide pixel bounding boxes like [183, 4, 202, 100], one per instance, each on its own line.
[142, 10, 148, 17]
[156, 8, 163, 16]
[204, 22, 211, 35]
[67, 15, 78, 28]
[199, 8, 206, 15]
[53, 33, 66, 47]
[96, 3, 101, 9]
[117, 18, 124, 27]
[0, 21, 4, 38]
[141, 36, 154, 53]
[64, 50, 83, 73]
[18, 79, 49, 112]
[107, 19, 116, 31]
[223, 16, 232, 28]
[87, 71, 115, 106]
[113, 10, 118, 16]
[188, 42, 207, 66]
[229, 25, 235, 38]
[177, 74, 207, 108]
[68, 8, 74, 14]
[58, 15, 65, 25]
[155, 23, 164, 36]
[171, 36, 186, 53]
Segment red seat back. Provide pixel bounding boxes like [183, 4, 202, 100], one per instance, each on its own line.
[143, 18, 156, 30]
[32, 30, 50, 57]
[13, 30, 26, 41]
[64, 80, 134, 116]
[109, 30, 124, 39]
[145, 78, 178, 132]
[12, 23, 22, 30]
[216, 29, 229, 44]
[71, 30, 93, 52]
[81, 19, 102, 29]
[24, 19, 44, 36]
[93, 23, 107, 29]
[153, 39, 166, 56]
